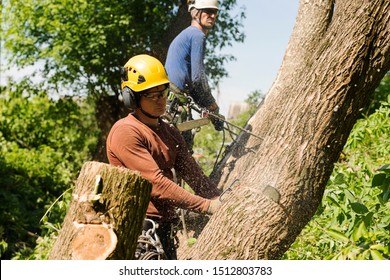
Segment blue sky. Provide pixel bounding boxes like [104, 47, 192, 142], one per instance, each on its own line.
[217, 0, 299, 115]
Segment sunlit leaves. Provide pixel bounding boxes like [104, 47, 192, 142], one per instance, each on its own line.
[284, 98, 390, 260]
[326, 229, 349, 242]
[350, 202, 369, 214]
[2, 0, 245, 97]
[0, 80, 99, 259]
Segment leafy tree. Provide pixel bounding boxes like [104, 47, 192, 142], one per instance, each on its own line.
[0, 80, 99, 259]
[233, 89, 264, 126]
[2, 0, 244, 95]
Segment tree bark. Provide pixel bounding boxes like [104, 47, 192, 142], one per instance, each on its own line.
[49, 161, 151, 260]
[182, 0, 390, 259]
[155, 0, 191, 63]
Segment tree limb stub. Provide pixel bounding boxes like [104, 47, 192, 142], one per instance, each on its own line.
[49, 161, 152, 260]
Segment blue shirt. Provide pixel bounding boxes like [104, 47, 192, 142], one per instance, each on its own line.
[165, 26, 216, 108]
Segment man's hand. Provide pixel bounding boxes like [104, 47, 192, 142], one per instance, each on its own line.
[204, 103, 224, 131]
[207, 198, 222, 214]
[210, 113, 225, 131]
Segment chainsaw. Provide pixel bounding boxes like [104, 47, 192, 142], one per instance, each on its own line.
[165, 83, 263, 139]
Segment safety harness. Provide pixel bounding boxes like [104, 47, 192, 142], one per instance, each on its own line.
[135, 219, 166, 260]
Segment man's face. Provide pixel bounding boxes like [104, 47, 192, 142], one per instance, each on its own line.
[200, 8, 218, 29]
[139, 84, 169, 117]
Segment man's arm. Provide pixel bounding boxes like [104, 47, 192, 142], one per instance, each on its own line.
[172, 126, 221, 198]
[108, 123, 212, 212]
[190, 32, 217, 109]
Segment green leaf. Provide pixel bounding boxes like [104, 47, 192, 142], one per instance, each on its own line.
[360, 249, 371, 260]
[370, 249, 385, 260]
[372, 173, 386, 187]
[334, 173, 346, 185]
[381, 188, 390, 203]
[344, 189, 356, 202]
[370, 244, 388, 253]
[187, 237, 197, 247]
[350, 202, 369, 214]
[352, 221, 368, 242]
[362, 212, 374, 226]
[41, 215, 48, 223]
[326, 229, 350, 242]
[326, 195, 342, 208]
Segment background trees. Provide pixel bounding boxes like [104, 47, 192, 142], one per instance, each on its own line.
[3, 0, 244, 93]
[0, 80, 99, 259]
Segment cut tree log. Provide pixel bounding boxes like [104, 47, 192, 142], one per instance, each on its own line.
[49, 161, 152, 260]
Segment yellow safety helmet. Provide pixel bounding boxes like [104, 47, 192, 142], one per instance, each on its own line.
[121, 54, 170, 93]
[120, 54, 170, 109]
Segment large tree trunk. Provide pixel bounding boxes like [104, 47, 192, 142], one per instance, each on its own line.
[49, 161, 151, 260]
[181, 0, 390, 259]
[155, 0, 191, 63]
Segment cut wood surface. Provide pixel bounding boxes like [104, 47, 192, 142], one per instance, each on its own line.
[49, 161, 152, 260]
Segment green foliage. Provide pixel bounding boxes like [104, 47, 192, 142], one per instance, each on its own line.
[283, 98, 390, 260]
[364, 72, 390, 115]
[0, 80, 99, 259]
[233, 89, 263, 127]
[193, 123, 224, 175]
[2, 0, 245, 96]
[1, 0, 245, 259]
[193, 89, 263, 175]
[3, 0, 171, 92]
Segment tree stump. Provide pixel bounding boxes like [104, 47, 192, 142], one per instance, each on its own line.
[49, 161, 152, 260]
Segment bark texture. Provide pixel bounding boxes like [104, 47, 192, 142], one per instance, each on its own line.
[49, 161, 151, 260]
[182, 0, 390, 259]
[155, 0, 191, 63]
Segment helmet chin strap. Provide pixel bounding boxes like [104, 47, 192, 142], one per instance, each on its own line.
[140, 106, 160, 119]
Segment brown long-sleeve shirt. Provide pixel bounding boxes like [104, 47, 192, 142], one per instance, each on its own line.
[106, 113, 220, 221]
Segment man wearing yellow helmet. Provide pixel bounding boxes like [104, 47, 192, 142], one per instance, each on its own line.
[165, 0, 224, 137]
[107, 54, 222, 259]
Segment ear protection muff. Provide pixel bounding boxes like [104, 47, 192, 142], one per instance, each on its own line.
[121, 86, 138, 109]
[120, 66, 138, 109]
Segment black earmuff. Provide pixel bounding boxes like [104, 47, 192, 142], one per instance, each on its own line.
[121, 87, 137, 109]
